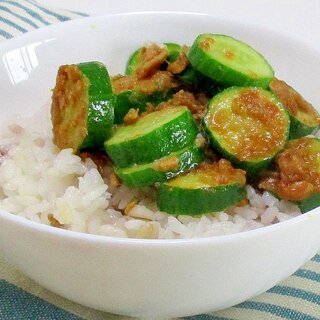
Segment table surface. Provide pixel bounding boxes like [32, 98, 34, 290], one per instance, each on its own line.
[0, 1, 320, 319]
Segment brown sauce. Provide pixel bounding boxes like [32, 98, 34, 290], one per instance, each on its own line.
[51, 65, 88, 151]
[199, 37, 214, 51]
[153, 155, 180, 172]
[269, 78, 320, 126]
[157, 90, 208, 120]
[112, 71, 177, 95]
[167, 46, 189, 74]
[211, 88, 288, 161]
[196, 160, 246, 187]
[135, 44, 169, 80]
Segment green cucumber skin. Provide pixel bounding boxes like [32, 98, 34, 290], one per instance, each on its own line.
[290, 138, 320, 213]
[203, 123, 276, 178]
[125, 48, 141, 75]
[115, 145, 204, 187]
[202, 87, 290, 179]
[80, 96, 115, 150]
[75, 62, 115, 150]
[188, 34, 274, 88]
[165, 43, 182, 62]
[157, 182, 246, 215]
[114, 90, 172, 124]
[105, 108, 199, 168]
[179, 67, 225, 96]
[295, 192, 320, 213]
[77, 62, 113, 96]
[289, 115, 319, 140]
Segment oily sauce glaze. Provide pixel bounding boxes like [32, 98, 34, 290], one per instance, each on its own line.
[51, 65, 89, 150]
[209, 88, 289, 161]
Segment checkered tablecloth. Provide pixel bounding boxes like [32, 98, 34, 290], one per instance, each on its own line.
[0, 1, 319, 319]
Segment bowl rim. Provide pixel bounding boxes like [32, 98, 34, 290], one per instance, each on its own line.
[2, 10, 320, 52]
[0, 11, 319, 246]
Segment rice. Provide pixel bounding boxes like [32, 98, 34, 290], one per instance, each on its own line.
[0, 106, 303, 239]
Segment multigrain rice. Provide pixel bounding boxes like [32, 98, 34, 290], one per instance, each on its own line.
[0, 107, 303, 239]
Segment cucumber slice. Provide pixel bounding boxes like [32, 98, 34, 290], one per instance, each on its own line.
[115, 143, 204, 187]
[113, 90, 172, 124]
[203, 87, 290, 177]
[125, 47, 142, 76]
[51, 62, 114, 151]
[188, 33, 274, 88]
[179, 67, 224, 96]
[259, 137, 320, 213]
[112, 71, 175, 124]
[157, 160, 246, 215]
[278, 137, 320, 212]
[269, 78, 320, 139]
[166, 43, 184, 63]
[104, 106, 199, 168]
[125, 42, 182, 76]
[125, 43, 168, 78]
[298, 192, 320, 213]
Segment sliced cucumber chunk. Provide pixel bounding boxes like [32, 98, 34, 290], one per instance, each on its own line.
[298, 192, 320, 213]
[51, 61, 114, 151]
[112, 71, 175, 124]
[125, 47, 142, 76]
[115, 143, 204, 187]
[125, 42, 182, 76]
[269, 78, 320, 139]
[188, 33, 274, 88]
[279, 137, 320, 211]
[125, 43, 168, 78]
[166, 43, 184, 63]
[113, 90, 172, 124]
[179, 67, 224, 97]
[157, 160, 246, 215]
[259, 137, 320, 213]
[203, 87, 290, 177]
[104, 106, 199, 168]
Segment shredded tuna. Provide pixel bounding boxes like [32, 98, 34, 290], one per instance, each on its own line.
[112, 71, 177, 95]
[124, 108, 139, 125]
[80, 151, 109, 174]
[269, 78, 320, 125]
[258, 170, 279, 193]
[167, 46, 189, 74]
[110, 172, 121, 188]
[153, 155, 180, 171]
[195, 136, 206, 148]
[124, 199, 138, 215]
[136, 43, 169, 79]
[259, 137, 320, 201]
[48, 214, 64, 228]
[157, 90, 208, 120]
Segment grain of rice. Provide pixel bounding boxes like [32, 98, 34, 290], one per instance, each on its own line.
[98, 224, 128, 238]
[261, 207, 278, 225]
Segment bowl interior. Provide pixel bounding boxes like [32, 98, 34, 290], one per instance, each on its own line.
[0, 11, 319, 235]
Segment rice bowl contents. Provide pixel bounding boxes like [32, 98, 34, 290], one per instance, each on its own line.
[0, 107, 303, 239]
[0, 32, 319, 240]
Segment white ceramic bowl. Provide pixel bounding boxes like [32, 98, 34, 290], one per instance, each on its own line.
[0, 12, 320, 318]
